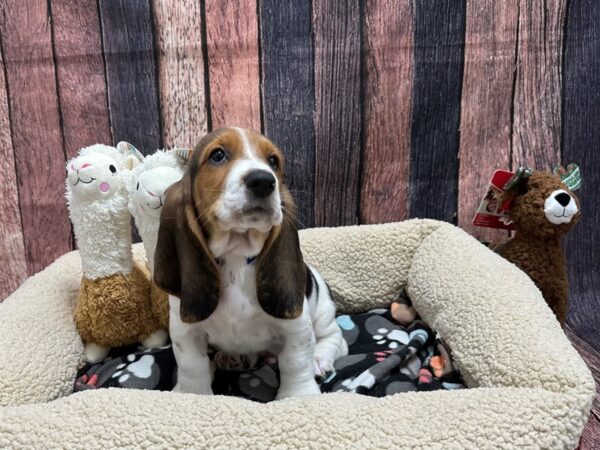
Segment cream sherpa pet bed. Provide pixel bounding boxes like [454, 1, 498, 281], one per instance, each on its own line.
[0, 220, 594, 449]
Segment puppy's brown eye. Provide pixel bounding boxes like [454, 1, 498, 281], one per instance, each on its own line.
[267, 155, 278, 169]
[209, 148, 226, 164]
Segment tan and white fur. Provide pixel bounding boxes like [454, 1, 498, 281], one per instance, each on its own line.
[66, 143, 167, 362]
[154, 128, 347, 399]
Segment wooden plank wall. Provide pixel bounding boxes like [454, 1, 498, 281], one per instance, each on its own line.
[409, 0, 465, 223]
[0, 0, 598, 354]
[313, 0, 362, 227]
[563, 0, 600, 350]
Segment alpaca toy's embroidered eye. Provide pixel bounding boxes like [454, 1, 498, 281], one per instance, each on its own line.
[109, 165, 117, 174]
[136, 182, 139, 191]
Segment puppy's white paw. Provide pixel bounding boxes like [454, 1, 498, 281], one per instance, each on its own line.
[84, 342, 110, 363]
[313, 355, 335, 380]
[141, 329, 169, 349]
[172, 382, 213, 396]
[276, 379, 321, 400]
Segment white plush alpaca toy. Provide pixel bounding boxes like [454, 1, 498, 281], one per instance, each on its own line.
[127, 148, 190, 329]
[66, 142, 168, 363]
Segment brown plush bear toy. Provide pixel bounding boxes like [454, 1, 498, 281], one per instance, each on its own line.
[491, 169, 581, 326]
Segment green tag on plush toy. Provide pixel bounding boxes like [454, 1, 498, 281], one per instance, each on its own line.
[553, 163, 581, 191]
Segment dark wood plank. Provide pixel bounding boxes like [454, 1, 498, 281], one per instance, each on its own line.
[313, 0, 362, 227]
[0, 0, 72, 275]
[51, 0, 112, 158]
[566, 326, 600, 449]
[409, 0, 466, 222]
[152, 0, 208, 148]
[0, 35, 27, 300]
[511, 0, 565, 169]
[458, 1, 517, 241]
[99, 0, 161, 153]
[563, 0, 600, 351]
[359, 0, 412, 224]
[260, 0, 315, 228]
[205, 0, 261, 131]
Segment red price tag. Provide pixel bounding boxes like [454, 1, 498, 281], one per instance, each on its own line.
[472, 170, 516, 230]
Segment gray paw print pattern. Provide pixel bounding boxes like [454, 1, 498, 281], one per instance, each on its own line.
[111, 354, 161, 389]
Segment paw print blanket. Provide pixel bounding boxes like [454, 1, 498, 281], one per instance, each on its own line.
[74, 301, 465, 401]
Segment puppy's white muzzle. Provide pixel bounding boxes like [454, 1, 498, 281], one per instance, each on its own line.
[218, 159, 283, 232]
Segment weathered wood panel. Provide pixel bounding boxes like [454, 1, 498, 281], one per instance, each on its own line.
[0, 0, 72, 275]
[313, 0, 362, 227]
[99, 0, 161, 154]
[51, 0, 112, 158]
[0, 37, 27, 300]
[260, 0, 315, 228]
[205, 0, 261, 131]
[563, 0, 600, 351]
[458, 1, 517, 241]
[511, 0, 565, 169]
[152, 0, 208, 148]
[566, 326, 600, 448]
[360, 0, 412, 224]
[409, 0, 466, 222]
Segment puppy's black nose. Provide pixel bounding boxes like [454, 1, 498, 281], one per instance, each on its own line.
[244, 170, 276, 198]
[555, 192, 571, 207]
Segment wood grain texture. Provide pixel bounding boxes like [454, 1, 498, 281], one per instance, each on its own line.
[0, 0, 72, 275]
[99, 0, 161, 154]
[0, 37, 27, 300]
[260, 0, 315, 228]
[563, 0, 600, 351]
[313, 0, 362, 227]
[152, 0, 208, 148]
[409, 0, 466, 222]
[205, 0, 261, 131]
[458, 1, 517, 241]
[566, 326, 600, 449]
[360, 0, 412, 224]
[51, 0, 111, 158]
[511, 0, 566, 169]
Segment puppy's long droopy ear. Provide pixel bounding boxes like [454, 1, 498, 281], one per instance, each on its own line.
[256, 193, 307, 319]
[154, 178, 220, 323]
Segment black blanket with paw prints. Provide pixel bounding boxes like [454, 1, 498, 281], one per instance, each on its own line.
[74, 308, 465, 402]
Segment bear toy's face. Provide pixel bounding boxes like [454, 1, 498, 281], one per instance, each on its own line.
[508, 172, 580, 238]
[67, 152, 123, 202]
[132, 166, 184, 219]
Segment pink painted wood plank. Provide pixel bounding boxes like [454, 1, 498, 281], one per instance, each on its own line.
[0, 36, 27, 300]
[0, 0, 72, 274]
[51, 0, 112, 158]
[204, 0, 261, 131]
[458, 0, 518, 241]
[360, 0, 413, 224]
[153, 0, 208, 147]
[512, 0, 566, 169]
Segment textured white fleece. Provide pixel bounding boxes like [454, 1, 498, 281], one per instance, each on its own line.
[65, 145, 134, 279]
[0, 220, 594, 449]
[127, 150, 185, 273]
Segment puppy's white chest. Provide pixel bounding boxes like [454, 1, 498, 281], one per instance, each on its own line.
[202, 258, 279, 354]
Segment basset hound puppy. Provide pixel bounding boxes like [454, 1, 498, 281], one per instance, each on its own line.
[154, 127, 348, 399]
